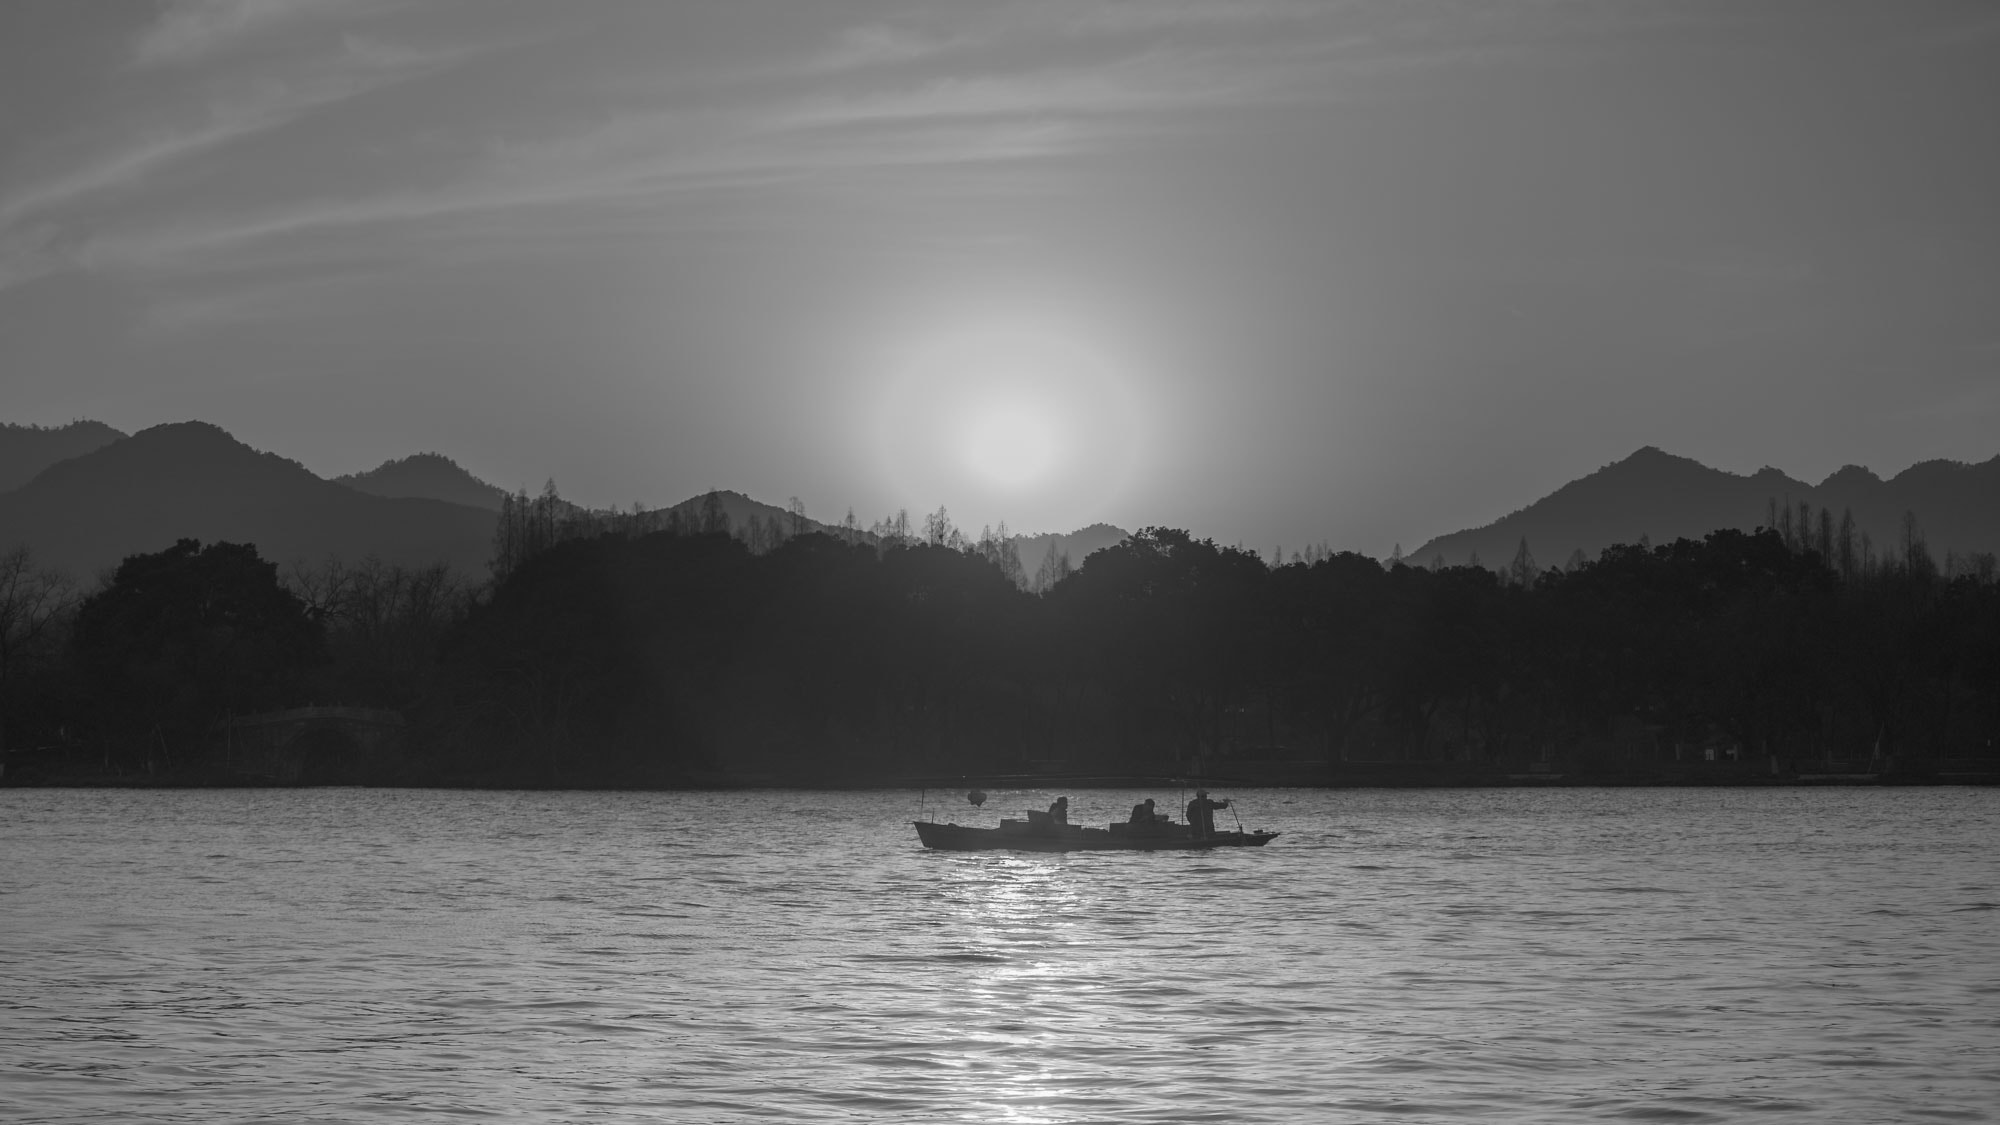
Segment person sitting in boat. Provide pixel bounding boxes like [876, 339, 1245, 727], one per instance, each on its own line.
[1048, 796, 1069, 825]
[1185, 790, 1230, 838]
[1128, 798, 1157, 824]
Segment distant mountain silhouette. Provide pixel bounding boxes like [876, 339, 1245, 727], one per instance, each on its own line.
[336, 452, 508, 511]
[655, 489, 862, 541]
[651, 491, 1129, 579]
[0, 420, 127, 492]
[1012, 522, 1130, 573]
[1408, 446, 2000, 568]
[0, 422, 497, 578]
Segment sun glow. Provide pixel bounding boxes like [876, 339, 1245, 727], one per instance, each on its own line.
[870, 310, 1147, 530]
[960, 398, 1059, 489]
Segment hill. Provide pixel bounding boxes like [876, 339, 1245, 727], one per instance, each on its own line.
[0, 420, 128, 492]
[0, 421, 498, 578]
[1012, 522, 1130, 575]
[656, 489, 861, 542]
[650, 492, 1128, 585]
[1409, 446, 2000, 569]
[335, 452, 508, 511]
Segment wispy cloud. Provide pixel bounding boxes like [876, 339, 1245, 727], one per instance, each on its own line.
[141, 269, 373, 334]
[1052, 0, 1328, 37]
[131, 0, 351, 69]
[810, 23, 963, 74]
[783, 42, 1337, 133]
[800, 0, 1322, 71]
[74, 47, 1290, 280]
[0, 35, 480, 289]
[0, 225, 64, 292]
[6, 94, 327, 230]
[16, 2, 1390, 302]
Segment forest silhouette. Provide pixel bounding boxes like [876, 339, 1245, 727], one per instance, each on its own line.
[3, 493, 1996, 788]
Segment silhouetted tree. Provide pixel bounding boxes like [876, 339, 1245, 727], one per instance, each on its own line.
[1507, 537, 1539, 588]
[0, 546, 76, 755]
[1901, 510, 1934, 577]
[73, 540, 323, 767]
[291, 557, 472, 707]
[700, 489, 731, 536]
[1033, 541, 1072, 593]
[922, 506, 963, 549]
[972, 523, 1026, 588]
[1972, 552, 1999, 585]
[871, 508, 912, 546]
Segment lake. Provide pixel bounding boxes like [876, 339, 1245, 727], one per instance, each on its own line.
[2, 787, 1995, 1123]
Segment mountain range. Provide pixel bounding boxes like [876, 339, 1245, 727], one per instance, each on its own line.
[0, 421, 127, 492]
[0, 421, 1136, 580]
[334, 453, 509, 512]
[654, 488, 855, 541]
[1408, 446, 2000, 569]
[1013, 525, 1129, 573]
[5, 420, 1996, 580]
[0, 422, 500, 578]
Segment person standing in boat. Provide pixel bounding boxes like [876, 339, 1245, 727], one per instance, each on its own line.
[1048, 796, 1069, 825]
[1128, 797, 1157, 824]
[1185, 790, 1230, 838]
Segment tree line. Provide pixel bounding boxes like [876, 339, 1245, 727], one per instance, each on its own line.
[491, 483, 1046, 590]
[424, 519, 2000, 784]
[2, 502, 1996, 785]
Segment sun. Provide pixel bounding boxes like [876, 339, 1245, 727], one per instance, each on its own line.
[960, 398, 1059, 490]
[868, 308, 1148, 531]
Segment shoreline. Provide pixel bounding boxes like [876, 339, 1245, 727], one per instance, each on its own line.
[6, 768, 1996, 791]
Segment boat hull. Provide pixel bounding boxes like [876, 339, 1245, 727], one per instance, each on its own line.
[914, 820, 1278, 853]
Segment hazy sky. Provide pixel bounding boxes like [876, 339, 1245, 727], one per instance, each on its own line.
[4, 1, 1997, 553]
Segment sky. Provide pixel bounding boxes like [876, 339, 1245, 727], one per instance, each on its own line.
[3, 0, 1998, 555]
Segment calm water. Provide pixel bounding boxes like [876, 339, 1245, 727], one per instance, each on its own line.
[2, 787, 1996, 1123]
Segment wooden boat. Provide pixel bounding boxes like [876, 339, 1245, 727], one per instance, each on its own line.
[915, 811, 1278, 853]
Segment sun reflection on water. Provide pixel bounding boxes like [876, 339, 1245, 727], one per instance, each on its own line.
[921, 846, 1159, 1123]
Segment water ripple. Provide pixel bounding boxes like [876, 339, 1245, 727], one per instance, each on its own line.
[2, 786, 1997, 1123]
